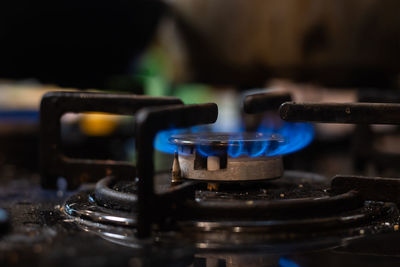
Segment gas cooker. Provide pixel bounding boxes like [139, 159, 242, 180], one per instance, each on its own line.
[2, 91, 400, 266]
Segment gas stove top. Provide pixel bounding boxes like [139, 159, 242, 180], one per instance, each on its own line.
[2, 91, 400, 267]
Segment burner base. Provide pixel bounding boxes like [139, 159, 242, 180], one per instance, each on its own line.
[179, 154, 283, 181]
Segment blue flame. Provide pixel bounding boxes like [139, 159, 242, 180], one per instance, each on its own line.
[264, 121, 314, 156]
[154, 120, 314, 158]
[249, 139, 269, 157]
[197, 144, 218, 157]
[279, 258, 300, 267]
[154, 127, 183, 154]
[227, 139, 245, 158]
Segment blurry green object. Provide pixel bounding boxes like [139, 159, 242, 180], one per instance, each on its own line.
[137, 46, 170, 96]
[174, 84, 214, 104]
[137, 46, 214, 102]
[144, 76, 169, 97]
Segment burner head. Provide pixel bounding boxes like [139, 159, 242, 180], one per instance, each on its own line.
[169, 132, 284, 181]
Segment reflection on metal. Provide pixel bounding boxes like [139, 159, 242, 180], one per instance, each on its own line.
[63, 192, 137, 227]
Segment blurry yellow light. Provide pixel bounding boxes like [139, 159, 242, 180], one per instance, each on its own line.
[79, 112, 119, 136]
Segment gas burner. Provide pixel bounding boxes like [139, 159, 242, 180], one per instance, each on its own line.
[170, 132, 284, 181]
[28, 91, 400, 265]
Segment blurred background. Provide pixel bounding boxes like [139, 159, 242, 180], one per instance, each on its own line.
[1, 0, 400, 176]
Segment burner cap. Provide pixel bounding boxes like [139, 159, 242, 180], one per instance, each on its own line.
[170, 132, 284, 147]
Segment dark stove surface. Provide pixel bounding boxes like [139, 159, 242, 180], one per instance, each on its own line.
[2, 169, 400, 267]
[0, 171, 192, 267]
